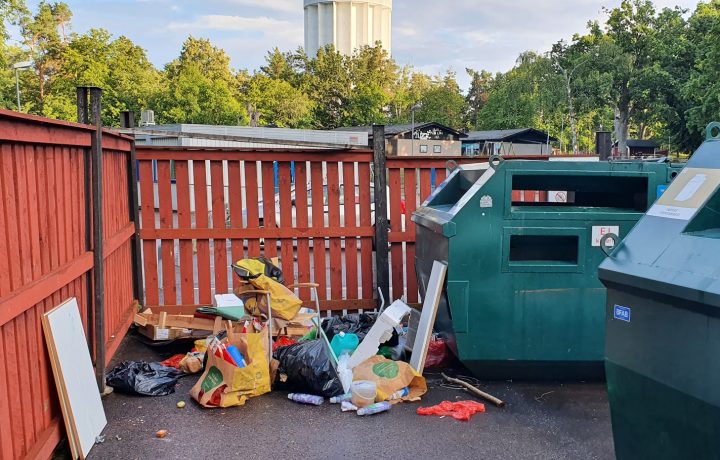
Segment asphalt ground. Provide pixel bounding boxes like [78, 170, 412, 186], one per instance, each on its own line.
[83, 333, 614, 460]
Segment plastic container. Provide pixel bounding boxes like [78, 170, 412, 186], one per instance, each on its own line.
[330, 332, 359, 357]
[357, 401, 391, 416]
[288, 393, 324, 406]
[350, 380, 377, 408]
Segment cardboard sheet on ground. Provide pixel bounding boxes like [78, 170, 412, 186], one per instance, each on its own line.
[42, 298, 106, 459]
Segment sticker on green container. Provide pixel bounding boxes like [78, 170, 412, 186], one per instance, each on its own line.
[372, 361, 399, 379]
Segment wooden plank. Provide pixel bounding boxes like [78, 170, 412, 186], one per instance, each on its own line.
[18, 418, 62, 460]
[357, 162, 373, 301]
[420, 168, 432, 204]
[342, 162, 358, 300]
[293, 162, 311, 300]
[0, 117, 92, 147]
[0, 323, 15, 459]
[14, 144, 33, 286]
[175, 161, 195, 304]
[326, 162, 342, 300]
[140, 227, 374, 240]
[47, 146, 60, 271]
[277, 162, 295, 282]
[134, 312, 217, 331]
[0, 152, 9, 297]
[227, 161, 243, 289]
[310, 162, 327, 300]
[244, 161, 261, 258]
[193, 160, 212, 305]
[25, 145, 42, 281]
[210, 161, 228, 295]
[436, 167, 447, 185]
[261, 162, 278, 259]
[409, 261, 447, 373]
[136, 149, 373, 163]
[138, 160, 159, 306]
[157, 161, 177, 305]
[102, 223, 135, 259]
[42, 297, 107, 459]
[404, 168, 418, 303]
[388, 168, 403, 300]
[1, 144, 22, 291]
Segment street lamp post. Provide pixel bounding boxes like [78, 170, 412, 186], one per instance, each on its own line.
[13, 61, 32, 112]
[410, 102, 422, 155]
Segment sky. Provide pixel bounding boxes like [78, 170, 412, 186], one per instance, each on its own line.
[22, 0, 702, 90]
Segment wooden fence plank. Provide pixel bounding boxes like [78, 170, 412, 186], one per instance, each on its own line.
[227, 160, 243, 288]
[358, 162, 373, 301]
[157, 160, 177, 305]
[293, 162, 311, 300]
[342, 162, 358, 300]
[326, 162, 342, 300]
[420, 168, 432, 204]
[388, 168, 403, 300]
[244, 161, 261, 258]
[310, 163, 327, 299]
[139, 160, 159, 305]
[175, 161, 195, 304]
[277, 162, 294, 282]
[261, 162, 278, 259]
[210, 161, 228, 295]
[193, 160, 212, 304]
[404, 168, 418, 303]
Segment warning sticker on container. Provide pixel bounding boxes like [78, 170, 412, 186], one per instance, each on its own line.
[646, 168, 720, 220]
[613, 305, 631, 322]
[592, 226, 619, 246]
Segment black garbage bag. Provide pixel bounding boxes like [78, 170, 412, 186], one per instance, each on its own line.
[273, 339, 344, 398]
[106, 361, 185, 396]
[321, 313, 378, 342]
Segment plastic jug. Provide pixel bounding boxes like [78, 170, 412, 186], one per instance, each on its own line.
[330, 332, 359, 357]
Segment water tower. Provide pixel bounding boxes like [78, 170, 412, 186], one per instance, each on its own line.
[304, 0, 392, 58]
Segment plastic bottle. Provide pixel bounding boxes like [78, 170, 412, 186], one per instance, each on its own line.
[288, 393, 324, 406]
[357, 401, 392, 416]
[341, 401, 358, 412]
[330, 332, 360, 357]
[226, 345, 246, 368]
[387, 387, 409, 400]
[329, 392, 352, 404]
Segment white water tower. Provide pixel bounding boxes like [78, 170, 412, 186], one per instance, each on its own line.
[304, 0, 392, 58]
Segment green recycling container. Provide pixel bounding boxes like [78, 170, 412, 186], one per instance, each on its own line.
[598, 123, 720, 459]
[413, 158, 682, 379]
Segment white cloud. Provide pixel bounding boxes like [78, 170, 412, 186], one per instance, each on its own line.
[167, 14, 294, 32]
[221, 0, 298, 13]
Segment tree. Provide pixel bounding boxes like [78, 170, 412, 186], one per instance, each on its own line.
[683, 0, 720, 147]
[244, 73, 312, 128]
[303, 45, 350, 129]
[20, 1, 70, 112]
[413, 71, 467, 130]
[154, 36, 246, 125]
[0, 0, 29, 109]
[464, 69, 493, 130]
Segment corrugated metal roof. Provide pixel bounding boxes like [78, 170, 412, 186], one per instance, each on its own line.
[336, 122, 466, 138]
[136, 124, 368, 147]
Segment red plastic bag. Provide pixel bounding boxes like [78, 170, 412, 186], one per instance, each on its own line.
[424, 337, 448, 368]
[272, 335, 297, 352]
[160, 354, 185, 369]
[417, 400, 486, 421]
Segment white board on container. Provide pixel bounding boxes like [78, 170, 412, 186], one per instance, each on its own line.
[42, 298, 106, 459]
[410, 261, 447, 373]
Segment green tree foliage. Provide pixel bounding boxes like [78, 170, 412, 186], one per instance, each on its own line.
[0, 0, 28, 108]
[414, 71, 468, 129]
[464, 69, 493, 130]
[153, 36, 246, 125]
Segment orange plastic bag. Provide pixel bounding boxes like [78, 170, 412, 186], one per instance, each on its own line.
[416, 400, 486, 421]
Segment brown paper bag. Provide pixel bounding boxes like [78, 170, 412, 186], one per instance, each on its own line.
[190, 326, 271, 408]
[352, 356, 427, 403]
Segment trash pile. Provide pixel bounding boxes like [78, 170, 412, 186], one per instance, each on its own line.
[112, 256, 502, 420]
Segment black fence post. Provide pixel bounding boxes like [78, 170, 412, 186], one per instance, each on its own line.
[88, 87, 106, 392]
[372, 125, 390, 308]
[78, 88, 94, 356]
[121, 111, 144, 306]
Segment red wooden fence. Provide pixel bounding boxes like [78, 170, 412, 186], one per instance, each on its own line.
[136, 148, 377, 312]
[0, 110, 137, 460]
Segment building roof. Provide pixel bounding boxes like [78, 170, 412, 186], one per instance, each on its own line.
[463, 128, 558, 143]
[336, 122, 466, 138]
[613, 139, 658, 149]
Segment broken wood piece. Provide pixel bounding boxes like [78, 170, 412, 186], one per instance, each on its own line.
[134, 311, 218, 332]
[441, 372, 505, 408]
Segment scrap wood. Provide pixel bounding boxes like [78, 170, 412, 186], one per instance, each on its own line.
[134, 311, 222, 333]
[441, 372, 505, 407]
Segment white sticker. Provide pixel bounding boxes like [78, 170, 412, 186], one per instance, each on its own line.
[646, 205, 697, 220]
[479, 195, 493, 208]
[592, 226, 620, 246]
[155, 328, 170, 340]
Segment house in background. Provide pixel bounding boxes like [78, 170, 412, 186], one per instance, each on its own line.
[462, 128, 556, 156]
[337, 122, 466, 156]
[613, 139, 659, 157]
